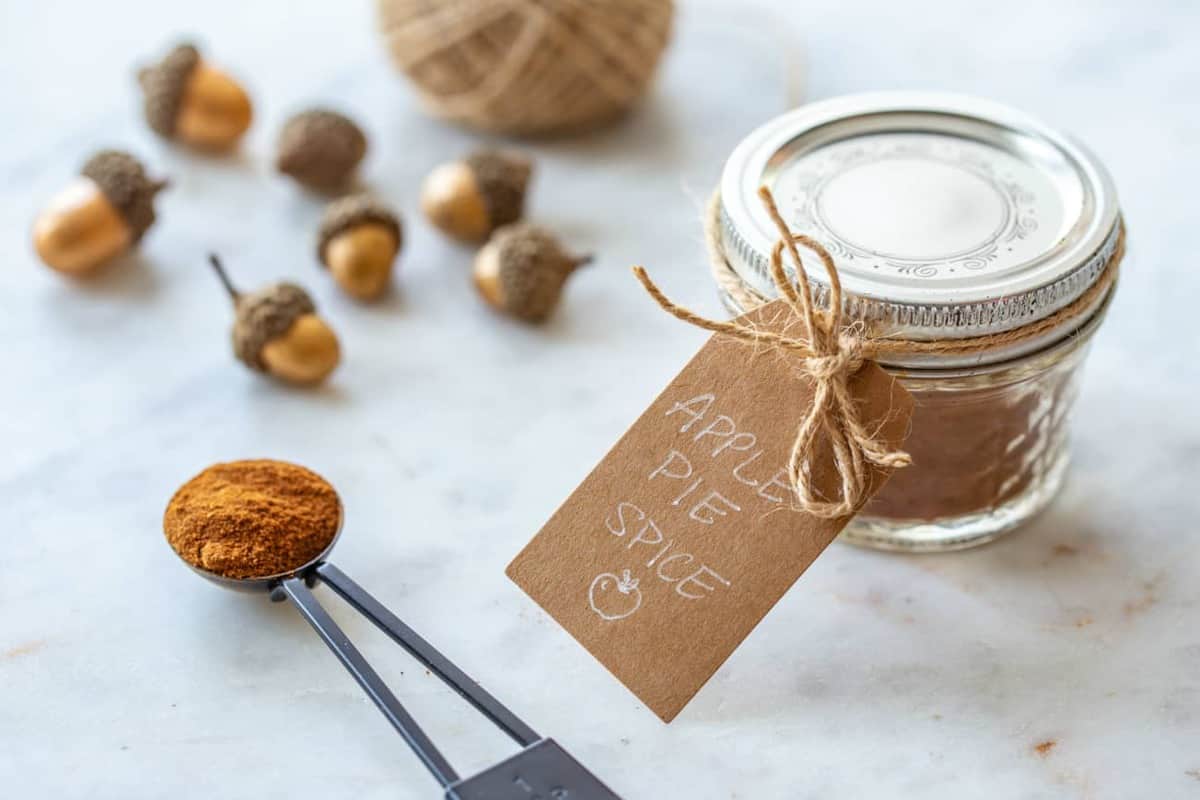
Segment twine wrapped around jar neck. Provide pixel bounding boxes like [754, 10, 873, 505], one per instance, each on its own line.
[635, 187, 1125, 519]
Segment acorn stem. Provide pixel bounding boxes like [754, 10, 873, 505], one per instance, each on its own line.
[207, 254, 241, 302]
[149, 178, 171, 195]
[573, 254, 595, 270]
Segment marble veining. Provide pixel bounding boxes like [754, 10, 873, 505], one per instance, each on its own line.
[1, 1, 1197, 798]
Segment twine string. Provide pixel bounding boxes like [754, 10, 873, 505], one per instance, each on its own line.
[633, 187, 911, 519]
[378, 0, 673, 136]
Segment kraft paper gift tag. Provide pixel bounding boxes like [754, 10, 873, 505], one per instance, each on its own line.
[506, 299, 914, 722]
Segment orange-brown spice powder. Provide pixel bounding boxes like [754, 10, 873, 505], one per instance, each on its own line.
[163, 459, 341, 580]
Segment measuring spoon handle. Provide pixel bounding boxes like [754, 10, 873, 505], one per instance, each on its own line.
[314, 562, 540, 747]
[279, 577, 460, 788]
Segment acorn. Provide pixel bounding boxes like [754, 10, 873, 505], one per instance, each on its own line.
[276, 109, 367, 191]
[473, 224, 590, 323]
[317, 194, 403, 301]
[138, 42, 253, 151]
[207, 255, 340, 386]
[421, 149, 532, 243]
[32, 150, 168, 277]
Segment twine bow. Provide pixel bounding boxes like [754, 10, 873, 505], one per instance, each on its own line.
[632, 187, 911, 518]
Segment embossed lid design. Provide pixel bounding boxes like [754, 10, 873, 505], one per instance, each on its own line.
[719, 92, 1121, 346]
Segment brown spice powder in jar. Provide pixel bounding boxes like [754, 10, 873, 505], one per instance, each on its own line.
[163, 459, 341, 579]
[860, 348, 1083, 522]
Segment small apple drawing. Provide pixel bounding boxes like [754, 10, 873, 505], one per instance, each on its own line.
[588, 569, 642, 621]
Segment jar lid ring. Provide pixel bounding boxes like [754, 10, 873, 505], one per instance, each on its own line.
[707, 191, 1125, 363]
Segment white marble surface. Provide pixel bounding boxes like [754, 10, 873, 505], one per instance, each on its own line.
[2, 1, 1198, 797]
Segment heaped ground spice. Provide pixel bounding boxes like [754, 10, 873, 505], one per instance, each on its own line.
[164, 459, 341, 579]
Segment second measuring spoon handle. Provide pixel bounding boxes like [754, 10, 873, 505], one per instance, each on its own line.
[314, 562, 541, 748]
[279, 577, 460, 788]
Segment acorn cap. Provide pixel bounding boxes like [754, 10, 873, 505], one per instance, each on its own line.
[276, 109, 367, 189]
[138, 43, 201, 137]
[80, 150, 166, 242]
[316, 194, 402, 267]
[466, 149, 531, 229]
[232, 283, 316, 371]
[491, 224, 586, 322]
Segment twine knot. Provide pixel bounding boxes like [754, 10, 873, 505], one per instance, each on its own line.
[632, 187, 911, 518]
[802, 341, 862, 382]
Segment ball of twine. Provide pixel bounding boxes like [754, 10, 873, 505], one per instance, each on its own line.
[377, 0, 674, 136]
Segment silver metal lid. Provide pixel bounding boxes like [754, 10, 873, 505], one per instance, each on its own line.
[719, 92, 1121, 352]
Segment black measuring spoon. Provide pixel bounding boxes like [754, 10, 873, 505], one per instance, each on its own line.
[176, 496, 622, 799]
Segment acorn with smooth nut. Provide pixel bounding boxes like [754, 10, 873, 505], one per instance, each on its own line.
[32, 150, 167, 277]
[207, 255, 341, 386]
[317, 194, 402, 301]
[138, 42, 253, 151]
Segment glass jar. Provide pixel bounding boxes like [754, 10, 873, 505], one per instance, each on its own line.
[714, 92, 1122, 552]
